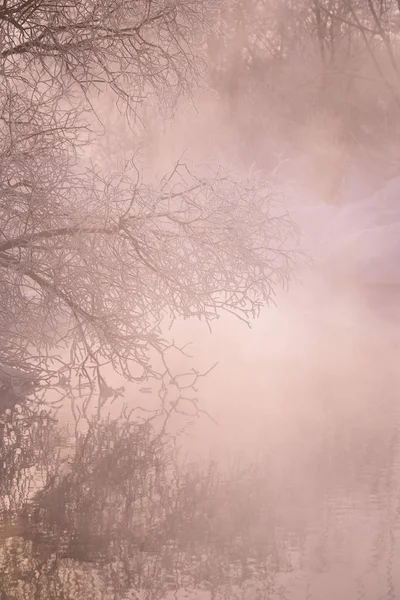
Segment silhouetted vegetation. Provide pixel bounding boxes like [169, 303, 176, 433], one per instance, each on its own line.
[1, 1, 400, 598]
[208, 0, 400, 200]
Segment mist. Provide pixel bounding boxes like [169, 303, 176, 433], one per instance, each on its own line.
[129, 83, 400, 597]
[2, 1, 400, 598]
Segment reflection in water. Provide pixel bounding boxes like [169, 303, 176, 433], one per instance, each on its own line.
[1, 207, 400, 597]
[1, 340, 400, 600]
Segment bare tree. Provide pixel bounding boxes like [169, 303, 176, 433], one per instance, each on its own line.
[0, 0, 298, 411]
[0, 0, 213, 110]
[208, 0, 400, 195]
[0, 138, 297, 409]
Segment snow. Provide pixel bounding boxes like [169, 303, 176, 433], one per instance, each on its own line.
[285, 176, 400, 324]
[326, 177, 400, 275]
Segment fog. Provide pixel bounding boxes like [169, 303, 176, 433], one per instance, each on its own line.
[139, 89, 400, 597]
[145, 91, 397, 452]
[2, 1, 400, 598]
[12, 83, 400, 600]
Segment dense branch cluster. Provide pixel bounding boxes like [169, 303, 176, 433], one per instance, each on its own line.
[0, 0, 298, 408]
[0, 133, 296, 407]
[0, 0, 210, 107]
